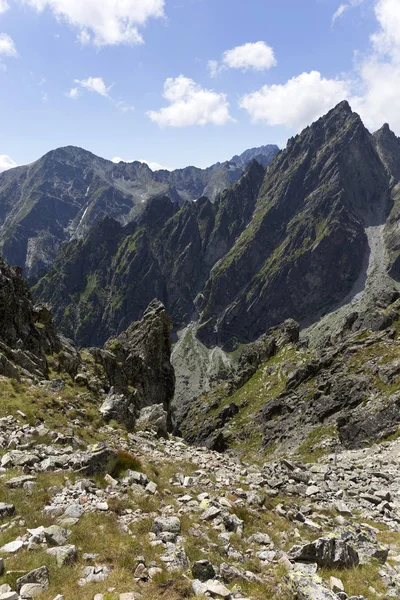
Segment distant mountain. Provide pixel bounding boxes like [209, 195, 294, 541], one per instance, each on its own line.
[0, 144, 279, 279]
[230, 144, 279, 168]
[34, 102, 400, 351]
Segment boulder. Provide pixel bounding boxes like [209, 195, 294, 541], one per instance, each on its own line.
[289, 537, 359, 569]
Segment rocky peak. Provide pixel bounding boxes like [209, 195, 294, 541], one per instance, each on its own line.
[373, 122, 400, 183]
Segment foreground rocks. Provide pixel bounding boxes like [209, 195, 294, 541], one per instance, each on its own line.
[1, 413, 400, 600]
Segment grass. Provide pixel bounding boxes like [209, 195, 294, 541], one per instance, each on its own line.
[0, 375, 107, 444]
[318, 564, 388, 599]
[296, 424, 338, 463]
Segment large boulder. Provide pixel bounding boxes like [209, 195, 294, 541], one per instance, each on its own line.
[288, 537, 359, 569]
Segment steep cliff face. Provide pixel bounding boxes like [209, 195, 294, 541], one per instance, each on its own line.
[0, 253, 175, 429]
[195, 102, 392, 347]
[33, 162, 265, 346]
[0, 145, 278, 280]
[32, 102, 400, 353]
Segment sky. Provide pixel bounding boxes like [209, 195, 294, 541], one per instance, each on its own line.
[0, 0, 399, 172]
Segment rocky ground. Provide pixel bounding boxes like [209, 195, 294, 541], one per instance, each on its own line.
[1, 403, 400, 600]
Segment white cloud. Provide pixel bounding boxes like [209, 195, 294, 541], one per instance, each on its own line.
[207, 59, 219, 78]
[209, 41, 276, 77]
[66, 87, 80, 99]
[332, 0, 365, 24]
[21, 0, 165, 46]
[112, 157, 171, 171]
[223, 41, 277, 72]
[147, 75, 233, 127]
[114, 100, 135, 113]
[332, 4, 349, 23]
[239, 0, 400, 135]
[351, 0, 400, 131]
[0, 0, 9, 15]
[74, 76, 111, 97]
[0, 33, 17, 57]
[240, 71, 350, 130]
[0, 155, 17, 173]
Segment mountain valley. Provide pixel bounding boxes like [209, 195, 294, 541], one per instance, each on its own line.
[1, 103, 400, 600]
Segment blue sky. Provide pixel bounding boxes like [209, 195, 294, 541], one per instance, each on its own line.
[0, 0, 399, 171]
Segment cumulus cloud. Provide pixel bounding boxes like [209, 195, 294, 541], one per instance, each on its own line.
[240, 71, 350, 130]
[112, 157, 171, 171]
[351, 0, 400, 131]
[209, 41, 276, 77]
[0, 1, 9, 15]
[21, 0, 165, 46]
[239, 1, 400, 135]
[0, 155, 17, 173]
[0, 33, 17, 57]
[147, 75, 233, 127]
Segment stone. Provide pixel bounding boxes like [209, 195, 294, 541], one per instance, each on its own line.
[192, 560, 216, 582]
[0, 593, 19, 600]
[17, 567, 49, 593]
[5, 476, 36, 489]
[289, 571, 338, 599]
[79, 444, 119, 476]
[201, 506, 221, 521]
[289, 537, 359, 569]
[47, 545, 77, 567]
[151, 517, 181, 534]
[0, 503, 15, 518]
[330, 577, 345, 593]
[0, 540, 24, 553]
[306, 485, 320, 497]
[136, 404, 168, 437]
[145, 481, 157, 495]
[20, 583, 45, 598]
[43, 526, 71, 547]
[205, 580, 231, 598]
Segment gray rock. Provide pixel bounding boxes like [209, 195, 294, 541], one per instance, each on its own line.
[43, 526, 71, 547]
[289, 537, 359, 569]
[47, 545, 77, 567]
[136, 404, 168, 437]
[17, 567, 49, 593]
[0, 503, 15, 518]
[191, 560, 216, 582]
[151, 517, 181, 534]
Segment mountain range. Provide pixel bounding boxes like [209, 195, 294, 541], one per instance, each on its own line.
[0, 143, 279, 281]
[13, 101, 397, 354]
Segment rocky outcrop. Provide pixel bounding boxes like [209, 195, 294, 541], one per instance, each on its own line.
[94, 300, 175, 429]
[0, 256, 67, 378]
[0, 255, 175, 430]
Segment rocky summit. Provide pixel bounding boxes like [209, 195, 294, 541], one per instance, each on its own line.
[2, 102, 400, 600]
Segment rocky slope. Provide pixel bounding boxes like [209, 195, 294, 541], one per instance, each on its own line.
[33, 102, 400, 354]
[0, 255, 175, 431]
[0, 145, 278, 280]
[2, 240, 400, 599]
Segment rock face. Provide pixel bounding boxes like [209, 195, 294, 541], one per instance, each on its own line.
[0, 256, 69, 378]
[95, 300, 175, 428]
[0, 254, 175, 430]
[33, 160, 266, 347]
[32, 101, 400, 353]
[0, 144, 278, 280]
